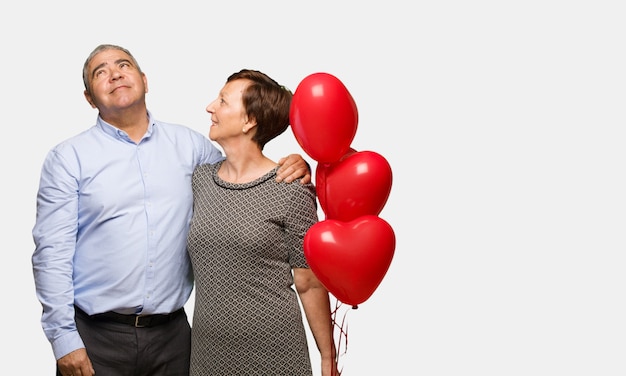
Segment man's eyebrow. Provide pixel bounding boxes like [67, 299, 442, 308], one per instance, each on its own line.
[115, 58, 133, 66]
[90, 58, 133, 78]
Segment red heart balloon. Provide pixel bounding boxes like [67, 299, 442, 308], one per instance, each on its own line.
[304, 215, 395, 308]
[316, 150, 392, 222]
[290, 72, 358, 163]
[315, 148, 356, 219]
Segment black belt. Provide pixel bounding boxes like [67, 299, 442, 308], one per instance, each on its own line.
[76, 306, 184, 328]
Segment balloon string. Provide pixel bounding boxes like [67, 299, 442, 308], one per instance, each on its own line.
[330, 297, 350, 375]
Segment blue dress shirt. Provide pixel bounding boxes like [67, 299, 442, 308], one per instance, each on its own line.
[32, 112, 224, 359]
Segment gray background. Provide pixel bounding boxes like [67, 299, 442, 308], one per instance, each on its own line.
[2, 1, 624, 374]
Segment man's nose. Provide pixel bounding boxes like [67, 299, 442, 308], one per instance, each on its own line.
[111, 69, 123, 80]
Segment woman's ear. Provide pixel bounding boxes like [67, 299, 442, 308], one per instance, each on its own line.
[243, 117, 258, 134]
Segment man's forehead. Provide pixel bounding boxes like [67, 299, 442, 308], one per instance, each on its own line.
[91, 49, 131, 66]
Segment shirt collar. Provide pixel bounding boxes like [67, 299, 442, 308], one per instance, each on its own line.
[96, 111, 155, 142]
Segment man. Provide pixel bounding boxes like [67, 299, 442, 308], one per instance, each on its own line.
[32, 44, 310, 376]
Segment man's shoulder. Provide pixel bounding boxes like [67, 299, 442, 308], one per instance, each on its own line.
[153, 120, 205, 138]
[50, 126, 99, 151]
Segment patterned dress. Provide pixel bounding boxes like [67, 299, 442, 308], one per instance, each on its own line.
[187, 161, 319, 375]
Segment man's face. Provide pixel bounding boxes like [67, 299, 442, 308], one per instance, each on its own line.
[84, 49, 148, 114]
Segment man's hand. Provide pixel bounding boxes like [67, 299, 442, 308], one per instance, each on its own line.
[276, 154, 312, 184]
[57, 348, 95, 376]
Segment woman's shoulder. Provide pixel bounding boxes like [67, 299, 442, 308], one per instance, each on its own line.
[280, 179, 316, 200]
[193, 160, 221, 177]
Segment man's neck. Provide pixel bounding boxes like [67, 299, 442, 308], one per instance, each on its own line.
[101, 107, 149, 143]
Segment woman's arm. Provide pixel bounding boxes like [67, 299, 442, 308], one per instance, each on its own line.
[294, 268, 339, 376]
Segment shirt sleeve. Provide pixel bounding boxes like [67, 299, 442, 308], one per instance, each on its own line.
[199, 136, 225, 165]
[31, 147, 85, 359]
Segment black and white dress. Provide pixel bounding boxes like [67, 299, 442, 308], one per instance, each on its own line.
[187, 161, 319, 375]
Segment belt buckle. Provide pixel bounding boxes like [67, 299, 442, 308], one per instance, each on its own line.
[134, 315, 146, 328]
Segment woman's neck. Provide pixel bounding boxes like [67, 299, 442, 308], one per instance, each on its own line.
[219, 149, 276, 184]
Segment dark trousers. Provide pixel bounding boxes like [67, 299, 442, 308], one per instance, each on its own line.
[58, 308, 191, 376]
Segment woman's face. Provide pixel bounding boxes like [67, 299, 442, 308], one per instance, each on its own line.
[205, 79, 254, 143]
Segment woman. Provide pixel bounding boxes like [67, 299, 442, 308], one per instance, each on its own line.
[187, 69, 337, 375]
